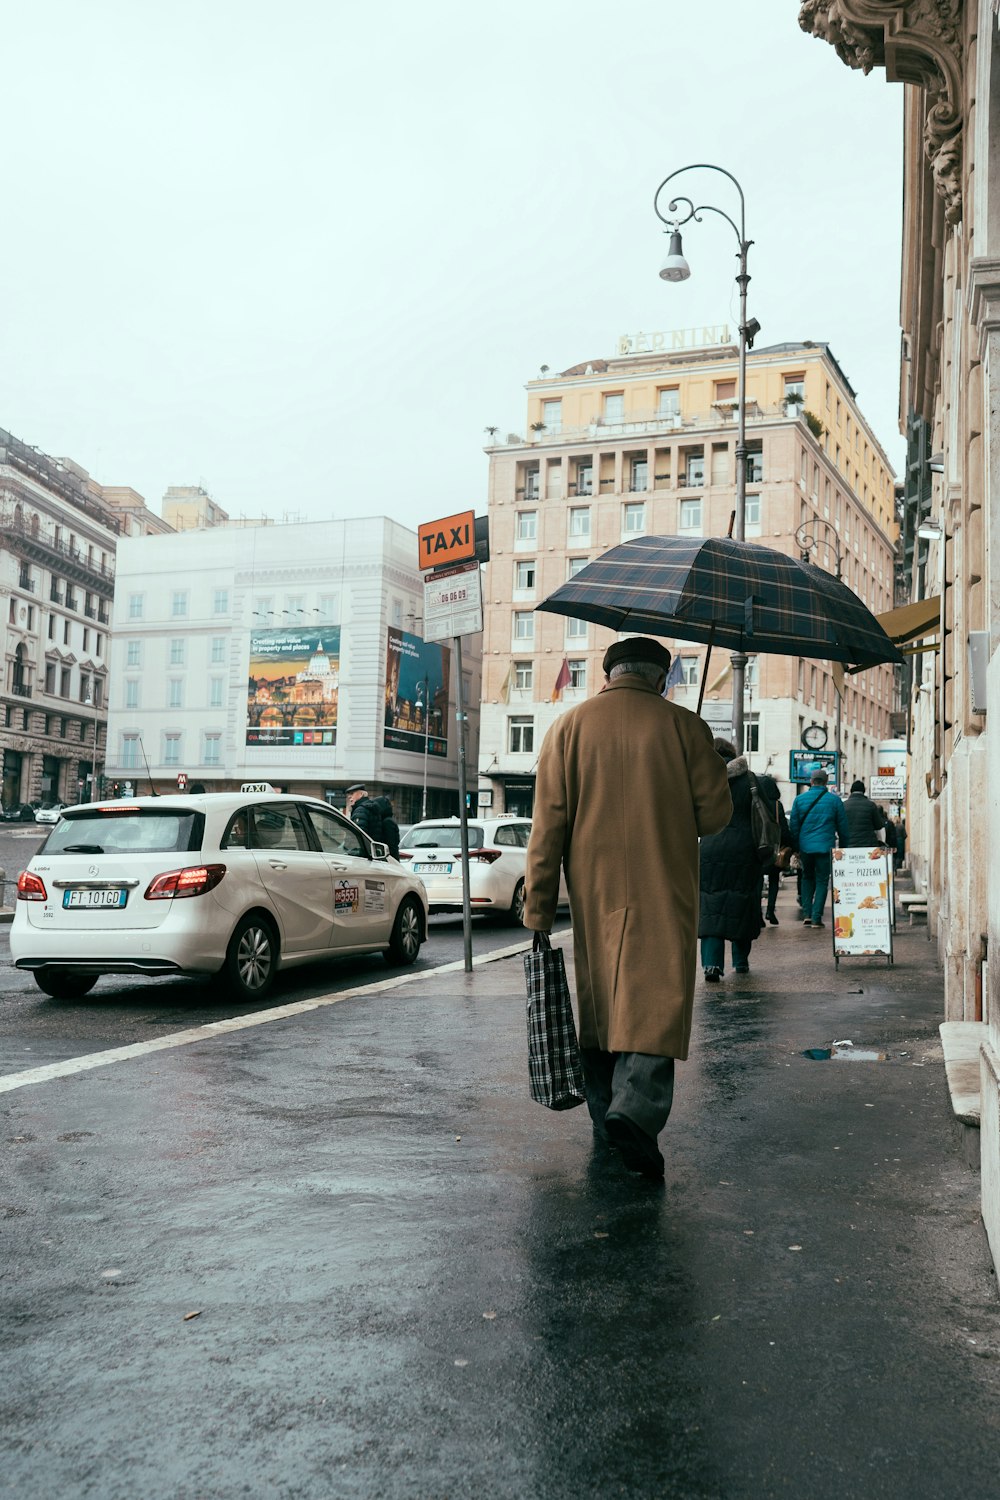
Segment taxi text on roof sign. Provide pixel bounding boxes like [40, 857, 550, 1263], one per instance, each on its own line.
[418, 510, 476, 570]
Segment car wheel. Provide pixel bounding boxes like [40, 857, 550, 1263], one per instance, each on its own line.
[225, 913, 277, 1000]
[33, 969, 97, 1000]
[385, 897, 422, 966]
[508, 879, 526, 926]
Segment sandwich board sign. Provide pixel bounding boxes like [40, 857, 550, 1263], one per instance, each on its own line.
[830, 846, 893, 968]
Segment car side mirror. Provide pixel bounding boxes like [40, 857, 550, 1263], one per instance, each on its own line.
[370, 841, 390, 860]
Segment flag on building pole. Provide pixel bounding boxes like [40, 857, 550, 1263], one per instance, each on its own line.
[707, 660, 732, 695]
[551, 657, 572, 702]
[663, 655, 684, 697]
[499, 662, 515, 703]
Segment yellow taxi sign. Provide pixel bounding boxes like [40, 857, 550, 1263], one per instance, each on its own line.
[418, 510, 476, 570]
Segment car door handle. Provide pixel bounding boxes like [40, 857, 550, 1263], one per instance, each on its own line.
[328, 862, 349, 871]
[267, 859, 288, 871]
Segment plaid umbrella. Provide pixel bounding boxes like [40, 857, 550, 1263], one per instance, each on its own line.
[537, 535, 903, 669]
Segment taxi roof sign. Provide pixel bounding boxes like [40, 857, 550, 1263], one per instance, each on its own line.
[418, 509, 476, 571]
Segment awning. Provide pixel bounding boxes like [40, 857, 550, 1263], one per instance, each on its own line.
[876, 597, 940, 646]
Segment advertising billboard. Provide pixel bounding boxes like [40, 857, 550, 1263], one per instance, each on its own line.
[246, 629, 340, 748]
[383, 628, 449, 757]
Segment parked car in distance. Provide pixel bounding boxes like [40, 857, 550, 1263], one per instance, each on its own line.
[34, 803, 66, 825]
[397, 815, 568, 924]
[11, 792, 429, 1000]
[2, 803, 38, 822]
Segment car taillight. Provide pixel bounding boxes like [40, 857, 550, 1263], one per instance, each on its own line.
[398, 850, 413, 860]
[17, 870, 47, 902]
[144, 864, 226, 900]
[469, 850, 503, 864]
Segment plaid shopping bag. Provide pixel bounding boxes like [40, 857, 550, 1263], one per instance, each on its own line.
[524, 931, 586, 1111]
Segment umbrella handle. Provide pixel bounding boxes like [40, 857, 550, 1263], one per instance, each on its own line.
[696, 626, 715, 717]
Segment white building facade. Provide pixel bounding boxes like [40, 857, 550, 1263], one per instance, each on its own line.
[105, 518, 481, 821]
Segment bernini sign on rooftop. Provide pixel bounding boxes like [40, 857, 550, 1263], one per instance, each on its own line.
[616, 325, 732, 356]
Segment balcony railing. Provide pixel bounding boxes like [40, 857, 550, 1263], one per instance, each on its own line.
[49, 588, 63, 604]
[84, 605, 96, 619]
[97, 608, 109, 624]
[0, 509, 115, 594]
[18, 575, 35, 593]
[500, 399, 797, 448]
[12, 682, 32, 698]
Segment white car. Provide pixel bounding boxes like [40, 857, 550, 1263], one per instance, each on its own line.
[398, 815, 567, 924]
[11, 792, 429, 1001]
[34, 803, 65, 825]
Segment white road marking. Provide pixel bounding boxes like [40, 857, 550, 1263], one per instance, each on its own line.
[0, 937, 542, 1094]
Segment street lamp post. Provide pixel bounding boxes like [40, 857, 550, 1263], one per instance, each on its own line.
[415, 676, 431, 819]
[84, 694, 98, 803]
[654, 163, 759, 754]
[795, 520, 843, 783]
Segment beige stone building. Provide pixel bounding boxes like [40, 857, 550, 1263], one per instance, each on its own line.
[800, 0, 1000, 1266]
[478, 336, 899, 816]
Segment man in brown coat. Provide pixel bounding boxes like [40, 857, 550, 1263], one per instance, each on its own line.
[524, 637, 732, 1179]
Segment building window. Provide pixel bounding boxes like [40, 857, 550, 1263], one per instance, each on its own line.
[714, 379, 736, 402]
[513, 611, 534, 641]
[508, 716, 534, 754]
[128, 593, 144, 619]
[523, 468, 540, 500]
[680, 656, 699, 686]
[168, 679, 183, 709]
[210, 678, 224, 708]
[684, 453, 705, 486]
[567, 556, 589, 579]
[203, 733, 221, 766]
[603, 393, 624, 423]
[623, 502, 646, 534]
[745, 494, 761, 527]
[213, 589, 229, 615]
[568, 659, 586, 690]
[629, 459, 648, 493]
[63, 620, 70, 646]
[211, 636, 226, 665]
[515, 560, 536, 592]
[746, 446, 763, 483]
[783, 374, 805, 401]
[47, 613, 55, 640]
[574, 463, 593, 496]
[514, 661, 533, 691]
[125, 680, 140, 709]
[171, 590, 188, 618]
[391, 598, 403, 627]
[253, 596, 273, 623]
[122, 734, 140, 769]
[657, 387, 680, 417]
[318, 595, 338, 622]
[566, 617, 588, 639]
[515, 511, 537, 542]
[169, 638, 185, 666]
[541, 398, 562, 433]
[60, 667, 71, 697]
[568, 507, 591, 541]
[163, 733, 181, 766]
[44, 662, 55, 694]
[679, 498, 702, 531]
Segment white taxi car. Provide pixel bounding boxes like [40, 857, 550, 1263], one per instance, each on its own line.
[398, 815, 567, 924]
[10, 792, 429, 1001]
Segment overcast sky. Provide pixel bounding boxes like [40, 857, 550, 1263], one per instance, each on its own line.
[3, 1, 904, 534]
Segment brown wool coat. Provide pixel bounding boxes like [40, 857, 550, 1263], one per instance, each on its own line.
[524, 675, 732, 1060]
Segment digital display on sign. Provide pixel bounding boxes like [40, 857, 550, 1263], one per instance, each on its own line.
[246, 629, 340, 748]
[383, 629, 449, 757]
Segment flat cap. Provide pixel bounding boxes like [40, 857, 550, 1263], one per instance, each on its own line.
[346, 783, 367, 794]
[603, 637, 671, 675]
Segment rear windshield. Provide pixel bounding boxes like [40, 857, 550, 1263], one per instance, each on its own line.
[400, 825, 484, 850]
[43, 808, 205, 856]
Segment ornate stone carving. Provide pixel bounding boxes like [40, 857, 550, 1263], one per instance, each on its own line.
[799, 0, 964, 224]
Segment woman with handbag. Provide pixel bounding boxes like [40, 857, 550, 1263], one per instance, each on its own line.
[698, 739, 765, 982]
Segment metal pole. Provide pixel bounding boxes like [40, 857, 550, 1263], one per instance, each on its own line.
[421, 676, 429, 819]
[454, 637, 473, 973]
[834, 540, 843, 790]
[730, 239, 749, 754]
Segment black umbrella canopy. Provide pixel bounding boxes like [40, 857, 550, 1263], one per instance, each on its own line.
[537, 534, 903, 669]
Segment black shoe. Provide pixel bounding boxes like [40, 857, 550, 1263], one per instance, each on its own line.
[767, 914, 778, 925]
[605, 1113, 665, 1180]
[704, 966, 722, 983]
[734, 964, 750, 974]
[802, 919, 813, 927]
[812, 920, 825, 928]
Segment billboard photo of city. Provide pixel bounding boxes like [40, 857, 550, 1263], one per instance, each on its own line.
[384, 629, 449, 757]
[246, 629, 341, 747]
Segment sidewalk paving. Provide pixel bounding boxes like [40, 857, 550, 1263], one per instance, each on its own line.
[2, 884, 999, 1500]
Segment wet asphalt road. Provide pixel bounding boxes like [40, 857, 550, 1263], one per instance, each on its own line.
[2, 890, 999, 1499]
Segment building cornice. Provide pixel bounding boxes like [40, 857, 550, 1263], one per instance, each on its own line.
[799, 0, 964, 225]
[968, 257, 1000, 361]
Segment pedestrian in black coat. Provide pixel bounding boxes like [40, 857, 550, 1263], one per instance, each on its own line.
[842, 779, 887, 846]
[698, 740, 763, 981]
[374, 796, 400, 859]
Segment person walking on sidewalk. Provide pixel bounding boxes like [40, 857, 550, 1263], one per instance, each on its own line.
[699, 740, 767, 981]
[524, 637, 732, 1180]
[789, 769, 848, 928]
[842, 778, 886, 847]
[763, 792, 791, 925]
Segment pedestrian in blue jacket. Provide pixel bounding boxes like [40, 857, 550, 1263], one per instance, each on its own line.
[789, 769, 849, 928]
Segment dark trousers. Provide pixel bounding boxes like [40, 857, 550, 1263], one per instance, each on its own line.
[764, 868, 780, 918]
[580, 1048, 676, 1140]
[700, 935, 752, 973]
[799, 850, 832, 924]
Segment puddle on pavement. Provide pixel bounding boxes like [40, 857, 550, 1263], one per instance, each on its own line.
[803, 1040, 887, 1062]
